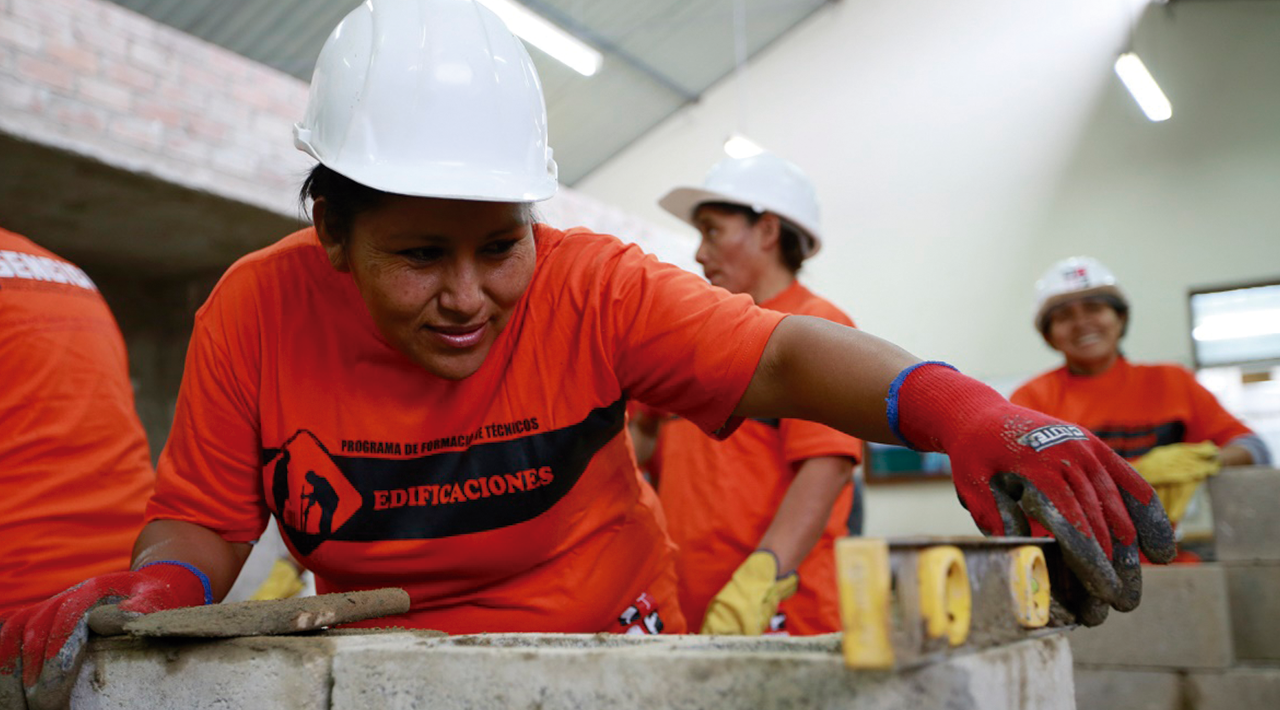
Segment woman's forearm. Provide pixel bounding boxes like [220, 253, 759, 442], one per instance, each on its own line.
[132, 520, 254, 602]
[736, 316, 920, 444]
[758, 456, 853, 575]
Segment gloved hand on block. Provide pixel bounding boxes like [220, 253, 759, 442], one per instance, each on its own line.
[0, 561, 211, 710]
[889, 362, 1176, 627]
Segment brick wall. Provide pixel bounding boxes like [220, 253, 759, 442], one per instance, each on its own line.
[0, 0, 310, 218]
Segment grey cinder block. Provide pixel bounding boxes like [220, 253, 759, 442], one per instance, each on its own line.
[1069, 565, 1233, 669]
[1224, 562, 1280, 662]
[1187, 666, 1280, 710]
[1209, 467, 1280, 562]
[1073, 666, 1182, 710]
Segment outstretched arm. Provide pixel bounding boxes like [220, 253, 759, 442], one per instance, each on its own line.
[734, 315, 1176, 627]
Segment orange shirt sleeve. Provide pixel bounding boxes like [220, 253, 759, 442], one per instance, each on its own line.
[146, 268, 269, 543]
[589, 237, 786, 438]
[1176, 367, 1254, 446]
[779, 419, 863, 466]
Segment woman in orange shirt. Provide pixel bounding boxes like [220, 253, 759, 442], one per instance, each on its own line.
[1, 3, 1174, 706]
[1012, 256, 1270, 530]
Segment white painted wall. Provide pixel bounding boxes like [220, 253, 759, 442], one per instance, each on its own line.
[575, 0, 1280, 536]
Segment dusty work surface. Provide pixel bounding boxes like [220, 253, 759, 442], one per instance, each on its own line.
[71, 629, 1074, 709]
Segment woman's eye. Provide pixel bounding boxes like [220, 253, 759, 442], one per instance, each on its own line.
[483, 240, 519, 256]
[400, 247, 444, 262]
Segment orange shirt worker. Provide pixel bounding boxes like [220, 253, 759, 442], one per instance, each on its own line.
[0, 228, 155, 619]
[1011, 257, 1270, 529]
[637, 153, 861, 635]
[2, 3, 1176, 707]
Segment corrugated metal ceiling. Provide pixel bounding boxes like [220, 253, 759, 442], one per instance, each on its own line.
[101, 0, 832, 185]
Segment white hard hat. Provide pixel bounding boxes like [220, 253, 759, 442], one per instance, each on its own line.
[1034, 256, 1129, 333]
[658, 152, 822, 258]
[293, 0, 558, 202]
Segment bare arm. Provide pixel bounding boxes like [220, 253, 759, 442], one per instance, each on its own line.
[132, 520, 253, 602]
[628, 408, 661, 469]
[1219, 444, 1254, 467]
[758, 456, 853, 575]
[736, 316, 920, 443]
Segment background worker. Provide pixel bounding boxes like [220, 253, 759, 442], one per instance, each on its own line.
[0, 226, 155, 617]
[634, 153, 861, 635]
[1011, 256, 1271, 541]
[2, 3, 1175, 707]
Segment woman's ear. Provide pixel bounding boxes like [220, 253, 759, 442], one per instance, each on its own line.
[755, 212, 782, 251]
[312, 199, 349, 272]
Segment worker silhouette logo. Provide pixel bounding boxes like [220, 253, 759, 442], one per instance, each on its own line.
[266, 430, 362, 555]
[1020, 424, 1088, 452]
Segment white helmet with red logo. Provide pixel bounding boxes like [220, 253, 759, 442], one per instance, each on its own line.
[1034, 256, 1129, 334]
[658, 152, 822, 259]
[293, 0, 558, 202]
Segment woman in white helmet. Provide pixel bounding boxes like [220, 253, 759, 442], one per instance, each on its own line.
[0, 2, 1178, 703]
[1011, 257, 1270, 553]
[631, 153, 861, 636]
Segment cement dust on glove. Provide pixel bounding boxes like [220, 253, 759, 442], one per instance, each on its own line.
[701, 550, 798, 635]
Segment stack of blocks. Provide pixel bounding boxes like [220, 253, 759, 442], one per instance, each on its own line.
[1072, 466, 1280, 709]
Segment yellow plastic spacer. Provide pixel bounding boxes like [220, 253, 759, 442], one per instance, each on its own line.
[917, 545, 971, 647]
[835, 537, 894, 669]
[1008, 545, 1051, 628]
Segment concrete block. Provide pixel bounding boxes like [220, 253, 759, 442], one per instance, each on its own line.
[1069, 564, 1233, 668]
[70, 636, 333, 710]
[1187, 665, 1280, 710]
[1224, 562, 1280, 662]
[1073, 666, 1183, 710]
[331, 632, 1075, 710]
[1208, 467, 1280, 562]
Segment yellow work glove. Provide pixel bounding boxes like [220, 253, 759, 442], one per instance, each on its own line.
[249, 558, 306, 601]
[700, 550, 798, 635]
[1132, 442, 1221, 524]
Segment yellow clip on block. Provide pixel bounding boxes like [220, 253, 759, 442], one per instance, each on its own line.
[835, 537, 894, 669]
[1008, 545, 1050, 628]
[917, 545, 971, 647]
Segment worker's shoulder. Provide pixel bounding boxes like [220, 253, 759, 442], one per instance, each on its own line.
[772, 282, 855, 326]
[1125, 360, 1198, 387]
[1010, 367, 1066, 402]
[533, 223, 650, 281]
[198, 228, 328, 315]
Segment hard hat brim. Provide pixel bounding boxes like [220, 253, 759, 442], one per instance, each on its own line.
[658, 186, 821, 258]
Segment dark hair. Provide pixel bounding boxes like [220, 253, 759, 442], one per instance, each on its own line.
[299, 164, 392, 244]
[696, 201, 806, 274]
[1039, 294, 1130, 339]
[298, 163, 540, 243]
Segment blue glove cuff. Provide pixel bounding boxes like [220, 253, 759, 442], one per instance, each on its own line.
[139, 561, 214, 605]
[885, 361, 957, 449]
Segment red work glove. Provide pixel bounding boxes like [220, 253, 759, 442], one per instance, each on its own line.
[888, 362, 1175, 626]
[0, 561, 211, 710]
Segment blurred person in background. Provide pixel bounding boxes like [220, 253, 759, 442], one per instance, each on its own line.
[0, 226, 155, 618]
[1011, 256, 1271, 558]
[632, 153, 860, 635]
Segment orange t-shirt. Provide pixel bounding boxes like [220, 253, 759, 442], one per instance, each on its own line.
[1010, 358, 1253, 460]
[653, 281, 862, 634]
[0, 228, 154, 617]
[147, 225, 785, 634]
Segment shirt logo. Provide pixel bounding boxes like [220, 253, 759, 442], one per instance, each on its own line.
[1020, 424, 1088, 452]
[267, 430, 363, 555]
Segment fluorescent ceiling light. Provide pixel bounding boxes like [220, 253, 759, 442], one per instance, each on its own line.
[724, 133, 764, 159]
[478, 0, 602, 77]
[1114, 53, 1171, 122]
[1192, 309, 1280, 342]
